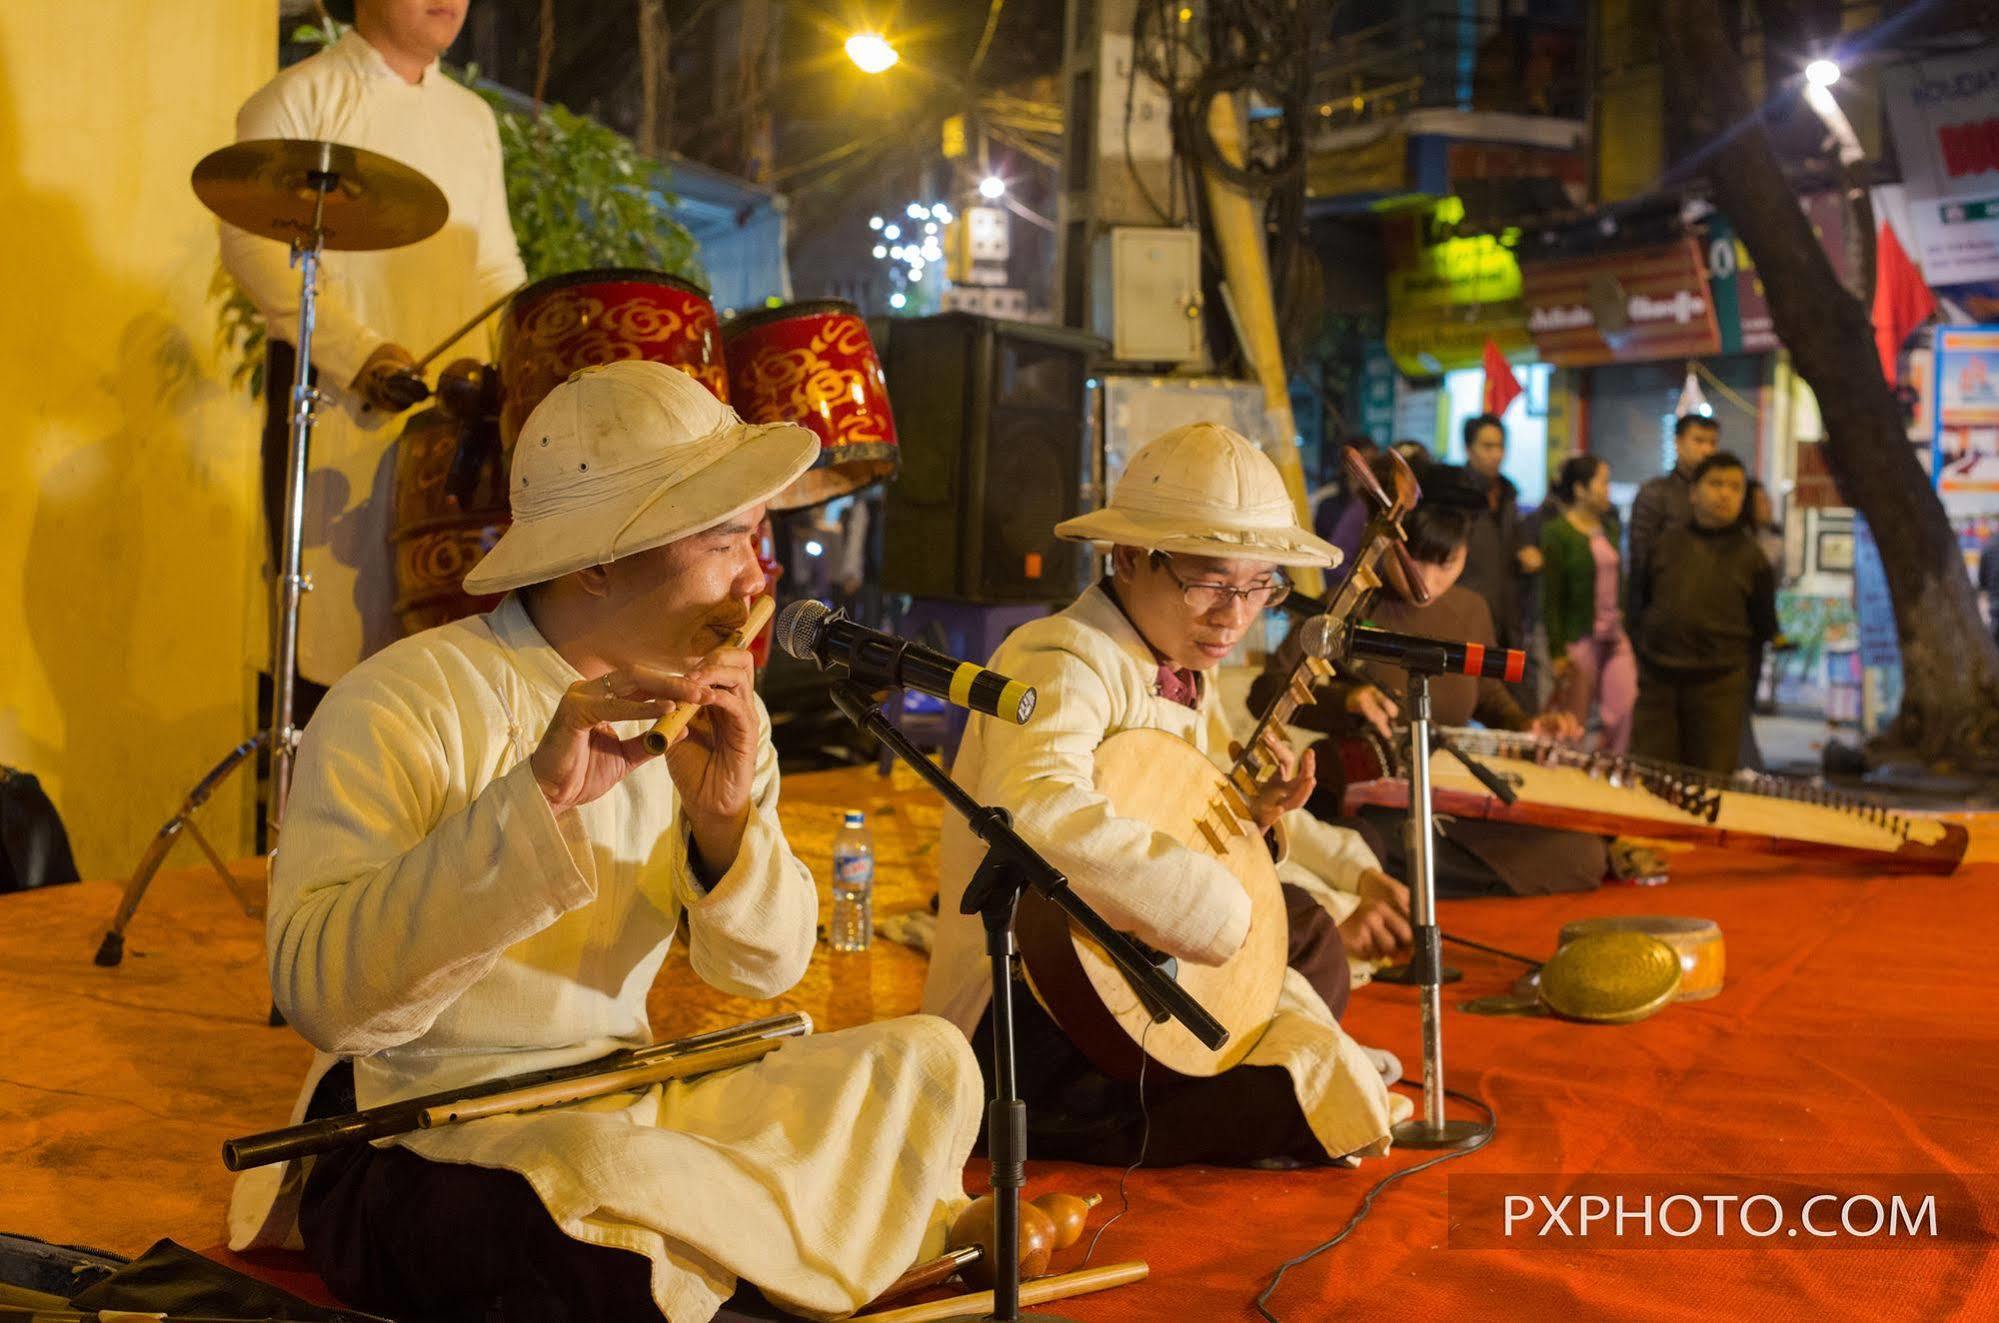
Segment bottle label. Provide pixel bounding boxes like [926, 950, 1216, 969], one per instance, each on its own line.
[834, 853, 873, 886]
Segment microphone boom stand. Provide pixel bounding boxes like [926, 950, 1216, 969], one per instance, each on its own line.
[826, 679, 1225, 1321]
[1379, 653, 1490, 1151]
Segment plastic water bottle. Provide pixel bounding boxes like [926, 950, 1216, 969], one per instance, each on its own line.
[830, 810, 875, 952]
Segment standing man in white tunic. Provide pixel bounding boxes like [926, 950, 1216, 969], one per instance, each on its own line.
[228, 361, 982, 1323]
[221, 0, 527, 704]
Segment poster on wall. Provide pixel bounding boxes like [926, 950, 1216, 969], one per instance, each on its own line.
[1933, 326, 1999, 513]
[1881, 48, 1999, 286]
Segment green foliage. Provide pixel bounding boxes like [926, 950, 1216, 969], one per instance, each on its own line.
[478, 93, 702, 286]
[212, 23, 704, 394]
[210, 262, 266, 398]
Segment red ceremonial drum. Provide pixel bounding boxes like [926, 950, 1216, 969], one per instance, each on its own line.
[393, 269, 729, 636]
[499, 268, 729, 447]
[721, 300, 899, 510]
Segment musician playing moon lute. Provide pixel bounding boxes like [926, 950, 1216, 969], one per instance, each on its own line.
[924, 424, 1415, 1168]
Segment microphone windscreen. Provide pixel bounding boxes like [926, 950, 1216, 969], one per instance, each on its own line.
[773, 599, 831, 662]
[1297, 615, 1341, 659]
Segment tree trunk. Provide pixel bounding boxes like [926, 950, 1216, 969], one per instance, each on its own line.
[636, 0, 671, 159]
[1658, 0, 1999, 767]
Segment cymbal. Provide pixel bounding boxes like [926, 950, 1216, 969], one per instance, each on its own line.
[192, 138, 448, 252]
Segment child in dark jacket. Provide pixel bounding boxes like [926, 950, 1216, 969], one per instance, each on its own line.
[1628, 451, 1778, 774]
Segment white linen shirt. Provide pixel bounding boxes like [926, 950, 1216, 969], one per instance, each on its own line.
[230, 597, 981, 1321]
[923, 584, 1409, 1158]
[222, 30, 526, 684]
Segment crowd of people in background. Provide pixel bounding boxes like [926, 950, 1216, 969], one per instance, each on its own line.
[1310, 408, 1784, 778]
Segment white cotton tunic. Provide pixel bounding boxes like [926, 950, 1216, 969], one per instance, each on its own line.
[227, 597, 982, 1323]
[922, 585, 1412, 1160]
[221, 30, 528, 684]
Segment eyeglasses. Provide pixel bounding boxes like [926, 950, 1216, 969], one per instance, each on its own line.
[1151, 553, 1291, 613]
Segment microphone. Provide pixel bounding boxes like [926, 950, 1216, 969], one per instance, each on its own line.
[1298, 616, 1526, 684]
[774, 600, 1037, 725]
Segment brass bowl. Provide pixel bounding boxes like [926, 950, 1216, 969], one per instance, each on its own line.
[1537, 930, 1683, 1024]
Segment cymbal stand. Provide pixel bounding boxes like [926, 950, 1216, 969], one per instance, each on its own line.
[96, 147, 337, 985]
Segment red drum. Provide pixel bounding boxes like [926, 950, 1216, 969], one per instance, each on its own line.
[392, 399, 506, 637]
[722, 300, 899, 510]
[499, 268, 728, 448]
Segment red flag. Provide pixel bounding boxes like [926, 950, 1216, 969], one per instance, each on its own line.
[1481, 339, 1523, 416]
[1872, 220, 1934, 384]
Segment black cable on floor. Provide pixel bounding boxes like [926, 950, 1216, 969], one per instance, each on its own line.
[1079, 1022, 1152, 1269]
[1252, 1082, 1497, 1323]
[1441, 931, 1546, 968]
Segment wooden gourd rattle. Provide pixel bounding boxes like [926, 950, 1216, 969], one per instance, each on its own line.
[868, 1191, 1102, 1306]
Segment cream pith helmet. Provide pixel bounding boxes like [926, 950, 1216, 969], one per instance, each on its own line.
[1054, 422, 1340, 569]
[463, 360, 819, 595]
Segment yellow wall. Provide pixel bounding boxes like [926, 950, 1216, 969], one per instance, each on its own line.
[0, 3, 274, 877]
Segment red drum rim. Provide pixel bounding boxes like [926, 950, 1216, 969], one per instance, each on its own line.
[511, 267, 713, 306]
[769, 441, 900, 512]
[721, 298, 863, 339]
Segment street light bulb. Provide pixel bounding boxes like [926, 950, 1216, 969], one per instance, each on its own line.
[979, 175, 1006, 200]
[845, 33, 899, 74]
[1806, 58, 1840, 87]
[883, 224, 900, 240]
[909, 269, 923, 282]
[924, 221, 938, 234]
[907, 203, 928, 219]
[872, 244, 888, 259]
[868, 215, 884, 230]
[890, 292, 907, 309]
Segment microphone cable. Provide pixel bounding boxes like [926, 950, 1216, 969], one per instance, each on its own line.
[1253, 1081, 1497, 1323]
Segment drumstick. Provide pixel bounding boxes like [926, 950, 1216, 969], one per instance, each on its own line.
[641, 596, 776, 755]
[848, 1261, 1149, 1322]
[413, 281, 528, 372]
[864, 1247, 983, 1310]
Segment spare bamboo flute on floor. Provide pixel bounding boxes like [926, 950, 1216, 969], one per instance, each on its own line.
[847, 1262, 1149, 1322]
[419, 1032, 787, 1126]
[222, 1013, 810, 1170]
[642, 595, 776, 754]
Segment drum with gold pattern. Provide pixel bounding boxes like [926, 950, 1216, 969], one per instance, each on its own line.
[722, 300, 898, 510]
[499, 268, 728, 448]
[391, 361, 507, 636]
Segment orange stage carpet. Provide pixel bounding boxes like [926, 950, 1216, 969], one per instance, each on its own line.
[3, 765, 1996, 1321]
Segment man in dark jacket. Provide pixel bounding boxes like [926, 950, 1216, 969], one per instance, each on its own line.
[1626, 412, 1720, 612]
[1455, 414, 1540, 666]
[1629, 451, 1779, 774]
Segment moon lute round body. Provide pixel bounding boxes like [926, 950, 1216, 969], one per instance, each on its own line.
[1014, 728, 1289, 1081]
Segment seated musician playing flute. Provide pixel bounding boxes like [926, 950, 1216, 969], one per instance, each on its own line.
[1250, 460, 1611, 898]
[923, 423, 1415, 1168]
[228, 361, 982, 1323]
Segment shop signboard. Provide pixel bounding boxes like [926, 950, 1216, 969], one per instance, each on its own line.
[1933, 325, 1999, 514]
[1382, 198, 1531, 375]
[1520, 237, 1721, 366]
[1882, 47, 1999, 286]
[1706, 195, 1852, 354]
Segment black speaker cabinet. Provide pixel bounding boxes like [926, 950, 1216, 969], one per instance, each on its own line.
[880, 313, 1104, 603]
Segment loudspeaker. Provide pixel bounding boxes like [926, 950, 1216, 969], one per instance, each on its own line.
[880, 313, 1104, 603]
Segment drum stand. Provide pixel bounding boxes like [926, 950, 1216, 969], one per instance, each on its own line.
[95, 154, 337, 980]
[826, 679, 1217, 1322]
[1389, 662, 1492, 1150]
